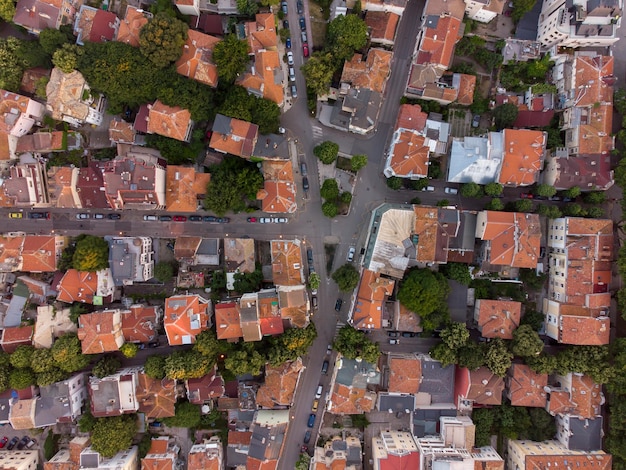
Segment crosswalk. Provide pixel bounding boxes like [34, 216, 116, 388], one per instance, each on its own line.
[335, 321, 346, 332]
[311, 125, 324, 144]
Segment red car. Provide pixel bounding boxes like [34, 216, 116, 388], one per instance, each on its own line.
[173, 215, 187, 222]
[303, 44, 309, 58]
[520, 193, 534, 199]
[247, 217, 257, 223]
[0, 437, 8, 448]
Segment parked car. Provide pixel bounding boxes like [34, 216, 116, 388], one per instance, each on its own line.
[303, 177, 309, 191]
[312, 296, 318, 309]
[76, 213, 90, 219]
[301, 31, 307, 43]
[247, 217, 257, 223]
[259, 217, 272, 223]
[217, 217, 230, 223]
[273, 217, 288, 223]
[7, 437, 18, 450]
[347, 246, 356, 262]
[283, 19, 289, 29]
[315, 384, 323, 399]
[307, 413, 315, 427]
[299, 16, 306, 30]
[303, 44, 309, 57]
[421, 186, 435, 192]
[444, 187, 458, 195]
[472, 114, 481, 128]
[287, 51, 294, 66]
[304, 431, 311, 444]
[143, 215, 158, 221]
[312, 399, 319, 412]
[289, 67, 295, 81]
[8, 212, 22, 218]
[286, 37, 291, 49]
[307, 249, 313, 264]
[301, 445, 308, 453]
[173, 215, 187, 222]
[159, 215, 172, 221]
[297, 0, 303, 13]
[322, 360, 329, 374]
[389, 339, 400, 345]
[300, 163, 308, 176]
[291, 85, 298, 98]
[326, 344, 332, 355]
[108, 213, 121, 220]
[281, 1, 287, 13]
[402, 332, 415, 338]
[203, 216, 217, 222]
[189, 215, 202, 222]
[17, 436, 29, 450]
[0, 437, 8, 448]
[94, 213, 105, 219]
[28, 212, 49, 219]
[335, 299, 343, 311]
[520, 193, 534, 199]
[388, 331, 399, 337]
[25, 438, 36, 449]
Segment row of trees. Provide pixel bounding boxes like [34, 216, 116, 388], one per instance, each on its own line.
[333, 325, 380, 364]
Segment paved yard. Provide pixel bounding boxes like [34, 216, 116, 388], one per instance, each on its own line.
[448, 109, 472, 138]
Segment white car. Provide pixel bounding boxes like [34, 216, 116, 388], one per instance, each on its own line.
[389, 339, 400, 345]
[272, 217, 288, 223]
[347, 246, 356, 262]
[287, 51, 294, 66]
[422, 186, 435, 192]
[259, 217, 272, 223]
[76, 213, 90, 219]
[143, 215, 158, 221]
[444, 187, 458, 195]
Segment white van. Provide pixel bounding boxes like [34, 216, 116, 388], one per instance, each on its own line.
[315, 384, 323, 399]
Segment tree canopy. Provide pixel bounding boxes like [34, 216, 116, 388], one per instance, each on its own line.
[326, 14, 368, 63]
[484, 338, 513, 377]
[204, 156, 264, 215]
[351, 154, 368, 171]
[510, 325, 544, 357]
[144, 355, 166, 379]
[10, 345, 35, 369]
[333, 325, 380, 364]
[268, 323, 317, 365]
[224, 344, 266, 376]
[139, 13, 188, 68]
[331, 264, 360, 292]
[460, 182, 484, 198]
[165, 350, 214, 380]
[92, 356, 121, 378]
[493, 103, 519, 130]
[72, 235, 109, 272]
[301, 52, 335, 96]
[91, 415, 137, 458]
[314, 141, 339, 165]
[213, 35, 250, 84]
[154, 261, 174, 283]
[397, 269, 450, 326]
[320, 179, 340, 201]
[535, 184, 557, 197]
[218, 85, 281, 135]
[51, 333, 90, 372]
[163, 401, 201, 428]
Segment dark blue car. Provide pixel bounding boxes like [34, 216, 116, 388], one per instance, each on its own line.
[307, 414, 316, 428]
[286, 37, 291, 49]
[299, 17, 306, 30]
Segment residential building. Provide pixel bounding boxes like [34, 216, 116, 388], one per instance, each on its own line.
[507, 439, 611, 470]
[46, 438, 138, 470]
[502, 39, 541, 64]
[33, 304, 76, 349]
[1, 325, 33, 353]
[164, 294, 211, 345]
[226, 431, 252, 468]
[406, 70, 476, 105]
[475, 211, 541, 271]
[245, 13, 277, 54]
[176, 30, 220, 87]
[447, 133, 501, 184]
[313, 436, 362, 470]
[365, 11, 400, 45]
[0, 90, 45, 160]
[270, 239, 304, 286]
[536, 0, 622, 49]
[384, 104, 431, 179]
[173, 0, 237, 16]
[256, 358, 303, 409]
[116, 6, 152, 47]
[74, 5, 119, 45]
[141, 100, 194, 143]
[20, 275, 55, 304]
[215, 302, 243, 341]
[186, 366, 224, 406]
[46, 68, 106, 127]
[140, 437, 177, 470]
[327, 355, 379, 414]
[464, 0, 504, 22]
[494, 89, 555, 128]
[372, 431, 419, 470]
[209, 114, 259, 159]
[0, 235, 24, 272]
[256, 159, 297, 213]
[17, 130, 82, 154]
[238, 50, 284, 105]
[555, 413, 604, 451]
[22, 235, 66, 272]
[13, 0, 80, 34]
[109, 119, 142, 145]
[8, 396, 37, 430]
[256, 289, 283, 337]
[188, 437, 223, 470]
[77, 309, 124, 354]
[88, 366, 142, 417]
[360, 0, 408, 15]
[121, 304, 161, 344]
[544, 217, 612, 345]
[387, 354, 422, 394]
[173, 237, 220, 267]
[165, 166, 210, 213]
[106, 236, 154, 285]
[56, 269, 115, 305]
[47, 166, 81, 209]
[497, 129, 546, 186]
[245, 410, 289, 469]
[547, 373, 604, 419]
[506, 364, 548, 408]
[542, 149, 614, 191]
[75, 164, 109, 208]
[224, 237, 255, 274]
[33, 373, 87, 428]
[350, 269, 394, 330]
[473, 299, 522, 339]
[0, 451, 38, 470]
[277, 285, 309, 328]
[455, 366, 504, 408]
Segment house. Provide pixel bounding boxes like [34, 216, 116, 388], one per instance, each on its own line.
[464, 0, 505, 22]
[75, 164, 109, 208]
[224, 237, 255, 274]
[350, 270, 394, 330]
[277, 285, 309, 328]
[215, 302, 243, 341]
[496, 129, 546, 186]
[106, 236, 155, 285]
[341, 50, 392, 95]
[312, 436, 362, 470]
[371, 431, 418, 470]
[506, 364, 548, 408]
[164, 294, 211, 345]
[56, 269, 115, 305]
[328, 356, 379, 414]
[244, 13, 277, 55]
[507, 439, 611, 470]
[256, 159, 297, 213]
[226, 431, 252, 468]
[46, 438, 138, 470]
[547, 373, 603, 419]
[542, 150, 614, 191]
[8, 397, 37, 430]
[13, 0, 80, 34]
[141, 100, 194, 143]
[537, 0, 621, 48]
[0, 235, 25, 272]
[77, 310, 124, 354]
[0, 89, 45, 140]
[270, 239, 304, 286]
[209, 114, 259, 159]
[384, 104, 431, 179]
[17, 131, 81, 154]
[238, 50, 283, 106]
[22, 235, 66, 272]
[186, 367, 225, 405]
[173, 237, 220, 266]
[74, 5, 120, 45]
[121, 304, 161, 344]
[544, 217, 612, 345]
[502, 39, 541, 64]
[46, 68, 106, 127]
[193, 13, 225, 36]
[256, 358, 303, 409]
[0, 451, 39, 470]
[455, 366, 504, 408]
[88, 367, 142, 417]
[100, 150, 167, 210]
[495, 89, 555, 128]
[447, 133, 501, 184]
[413, 206, 468, 264]
[474, 299, 522, 339]
[406, 70, 476, 105]
[416, 15, 462, 70]
[136, 374, 176, 419]
[188, 437, 223, 470]
[475, 211, 541, 270]
[252, 132, 289, 160]
[174, 0, 237, 16]
[109, 119, 142, 145]
[360, 0, 409, 15]
[33, 373, 87, 428]
[116, 6, 152, 47]
[0, 162, 49, 207]
[1, 325, 33, 353]
[33, 305, 76, 349]
[165, 166, 210, 213]
[47, 166, 82, 209]
[245, 410, 289, 469]
[387, 354, 422, 394]
[365, 11, 400, 46]
[176, 30, 220, 87]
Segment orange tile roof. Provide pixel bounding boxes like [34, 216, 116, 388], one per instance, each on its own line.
[365, 11, 400, 43]
[572, 55, 614, 107]
[258, 292, 283, 336]
[547, 390, 575, 415]
[245, 13, 277, 54]
[418, 16, 462, 68]
[559, 315, 609, 345]
[141, 449, 174, 470]
[497, 129, 546, 186]
[475, 299, 521, 339]
[506, 364, 547, 407]
[209, 115, 259, 159]
[387, 131, 430, 178]
[147, 100, 193, 142]
[0, 89, 37, 135]
[238, 50, 283, 105]
[412, 206, 460, 264]
[116, 6, 150, 47]
[47, 166, 80, 209]
[215, 302, 243, 340]
[77, 311, 124, 354]
[388, 355, 421, 394]
[56, 270, 98, 304]
[394, 303, 422, 332]
[574, 104, 614, 155]
[228, 431, 252, 445]
[525, 454, 611, 470]
[331, 383, 376, 414]
[0, 235, 24, 271]
[479, 211, 541, 268]
[1, 325, 33, 352]
[257, 160, 297, 214]
[270, 240, 303, 286]
[569, 374, 603, 418]
[256, 358, 303, 408]
[21, 235, 58, 272]
[136, 372, 176, 419]
[164, 295, 209, 345]
[165, 166, 210, 213]
[340, 49, 392, 93]
[108, 119, 136, 144]
[396, 104, 427, 131]
[466, 367, 504, 405]
[352, 269, 395, 330]
[247, 457, 278, 470]
[176, 30, 220, 87]
[456, 74, 476, 106]
[121, 305, 159, 343]
[188, 445, 221, 470]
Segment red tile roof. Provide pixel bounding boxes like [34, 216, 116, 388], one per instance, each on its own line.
[209, 115, 259, 159]
[257, 160, 297, 214]
[147, 100, 193, 142]
[456, 366, 504, 406]
[341, 49, 393, 93]
[256, 358, 303, 408]
[1, 326, 33, 353]
[165, 166, 211, 213]
[121, 305, 160, 343]
[56, 270, 98, 304]
[388, 355, 421, 394]
[525, 454, 611, 470]
[215, 302, 243, 340]
[572, 55, 614, 107]
[186, 368, 224, 404]
[116, 6, 150, 47]
[245, 13, 277, 54]
[164, 295, 209, 345]
[176, 30, 221, 87]
[365, 11, 400, 43]
[352, 269, 394, 330]
[20, 235, 58, 272]
[238, 50, 284, 105]
[506, 364, 547, 407]
[417, 16, 462, 69]
[77, 310, 124, 354]
[270, 240, 304, 286]
[497, 129, 546, 187]
[136, 372, 176, 419]
[569, 374, 603, 418]
[475, 299, 521, 339]
[558, 315, 609, 345]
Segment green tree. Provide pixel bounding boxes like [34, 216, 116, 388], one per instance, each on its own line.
[397, 268, 450, 319]
[139, 13, 188, 68]
[527, 408, 556, 442]
[236, 0, 258, 15]
[583, 191, 606, 204]
[39, 28, 72, 55]
[225, 345, 266, 376]
[440, 322, 470, 350]
[439, 263, 472, 286]
[320, 179, 340, 201]
[314, 141, 339, 165]
[563, 186, 581, 199]
[322, 201, 339, 218]
[9, 368, 36, 390]
[486, 198, 505, 211]
[460, 182, 483, 198]
[514, 199, 533, 212]
[165, 350, 214, 380]
[563, 203, 584, 216]
[35, 76, 49, 100]
[429, 342, 457, 367]
[520, 308, 545, 331]
[484, 182, 503, 197]
[92, 356, 121, 379]
[386, 176, 403, 190]
[154, 261, 174, 283]
[52, 44, 82, 73]
[69, 302, 88, 324]
[457, 342, 486, 370]
[472, 408, 495, 446]
[268, 323, 318, 365]
[535, 184, 557, 198]
[615, 88, 626, 115]
[484, 338, 513, 377]
[537, 204, 562, 219]
[37, 367, 67, 387]
[340, 192, 352, 204]
[525, 353, 557, 374]
[0, 0, 15, 22]
[331, 264, 360, 292]
[309, 272, 321, 290]
[144, 355, 166, 379]
[301, 52, 335, 96]
[410, 178, 428, 191]
[163, 401, 202, 428]
[10, 345, 35, 369]
[251, 97, 281, 135]
[333, 325, 380, 363]
[72, 235, 109, 271]
[510, 324, 544, 357]
[493, 103, 519, 130]
[326, 14, 368, 63]
[120, 343, 139, 358]
[30, 348, 57, 373]
[78, 411, 97, 432]
[0, 38, 28, 92]
[194, 330, 230, 361]
[91, 415, 137, 458]
[52, 333, 90, 372]
[350, 154, 368, 171]
[512, 0, 538, 22]
[585, 206, 605, 218]
[233, 265, 263, 293]
[204, 157, 264, 215]
[213, 35, 249, 83]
